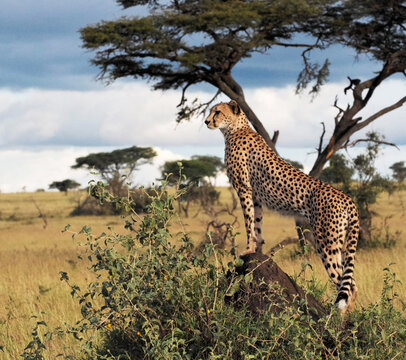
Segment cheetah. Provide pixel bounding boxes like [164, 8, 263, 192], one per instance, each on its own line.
[205, 100, 359, 313]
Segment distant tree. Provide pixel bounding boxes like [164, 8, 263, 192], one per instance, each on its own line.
[161, 155, 223, 217]
[72, 146, 156, 195]
[320, 154, 353, 185]
[390, 161, 406, 183]
[162, 155, 223, 186]
[49, 179, 81, 194]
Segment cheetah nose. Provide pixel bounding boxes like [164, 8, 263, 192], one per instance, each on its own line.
[204, 119, 210, 125]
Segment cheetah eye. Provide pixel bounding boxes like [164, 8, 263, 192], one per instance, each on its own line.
[214, 110, 221, 118]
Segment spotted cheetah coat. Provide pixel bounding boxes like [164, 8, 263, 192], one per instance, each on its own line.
[205, 100, 359, 313]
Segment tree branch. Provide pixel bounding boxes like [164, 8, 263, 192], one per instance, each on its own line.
[316, 122, 326, 156]
[271, 130, 279, 145]
[342, 138, 400, 150]
[353, 96, 406, 132]
[273, 41, 322, 48]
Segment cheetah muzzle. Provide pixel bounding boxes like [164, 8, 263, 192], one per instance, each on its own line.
[205, 100, 359, 314]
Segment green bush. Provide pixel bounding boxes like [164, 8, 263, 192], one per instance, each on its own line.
[71, 183, 158, 216]
[22, 181, 406, 360]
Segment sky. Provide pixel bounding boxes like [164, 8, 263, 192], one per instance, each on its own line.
[0, 1, 405, 192]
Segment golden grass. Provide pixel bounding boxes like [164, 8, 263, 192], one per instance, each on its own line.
[0, 188, 405, 359]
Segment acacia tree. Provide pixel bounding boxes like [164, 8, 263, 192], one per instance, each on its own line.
[390, 161, 406, 184]
[162, 155, 224, 185]
[72, 146, 156, 195]
[80, 0, 335, 152]
[49, 179, 81, 194]
[319, 153, 354, 185]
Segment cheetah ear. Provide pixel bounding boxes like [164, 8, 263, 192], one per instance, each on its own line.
[228, 100, 241, 115]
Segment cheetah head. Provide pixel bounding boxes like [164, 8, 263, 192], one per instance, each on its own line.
[205, 100, 244, 131]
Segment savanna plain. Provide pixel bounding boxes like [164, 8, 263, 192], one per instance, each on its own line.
[1, 187, 405, 359]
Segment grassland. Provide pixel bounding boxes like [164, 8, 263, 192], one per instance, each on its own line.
[0, 188, 405, 359]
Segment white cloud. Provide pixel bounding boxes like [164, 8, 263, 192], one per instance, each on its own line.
[0, 79, 404, 150]
[0, 80, 404, 192]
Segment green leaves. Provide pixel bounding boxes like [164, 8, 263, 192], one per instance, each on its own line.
[72, 146, 156, 183]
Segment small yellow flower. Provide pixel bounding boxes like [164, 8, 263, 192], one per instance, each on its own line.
[137, 331, 141, 336]
[163, 276, 168, 281]
[207, 309, 211, 314]
[107, 323, 112, 329]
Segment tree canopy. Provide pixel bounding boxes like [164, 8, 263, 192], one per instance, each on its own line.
[81, 0, 337, 150]
[162, 155, 223, 185]
[49, 179, 81, 193]
[390, 161, 406, 183]
[320, 154, 353, 185]
[72, 146, 157, 181]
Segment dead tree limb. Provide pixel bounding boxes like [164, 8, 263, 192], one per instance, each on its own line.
[343, 138, 400, 150]
[309, 50, 406, 179]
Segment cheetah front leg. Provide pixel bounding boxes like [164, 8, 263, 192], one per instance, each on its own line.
[236, 184, 257, 256]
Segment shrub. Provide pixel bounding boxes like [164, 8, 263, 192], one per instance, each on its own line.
[22, 181, 406, 360]
[70, 183, 158, 216]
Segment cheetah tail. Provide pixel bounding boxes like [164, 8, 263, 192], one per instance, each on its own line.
[335, 211, 359, 311]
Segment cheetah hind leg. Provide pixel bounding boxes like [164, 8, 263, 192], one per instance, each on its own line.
[346, 283, 358, 313]
[253, 202, 265, 253]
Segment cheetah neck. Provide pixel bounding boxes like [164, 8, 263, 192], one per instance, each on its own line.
[220, 115, 251, 140]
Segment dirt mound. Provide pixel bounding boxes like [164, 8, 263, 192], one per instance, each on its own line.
[231, 252, 327, 320]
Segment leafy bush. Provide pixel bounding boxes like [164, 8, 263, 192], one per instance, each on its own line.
[70, 183, 158, 216]
[22, 181, 406, 360]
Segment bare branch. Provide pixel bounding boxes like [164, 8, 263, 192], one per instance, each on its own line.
[342, 138, 400, 150]
[344, 76, 361, 95]
[273, 41, 321, 49]
[316, 122, 326, 156]
[271, 130, 279, 145]
[176, 90, 221, 122]
[177, 82, 193, 107]
[354, 96, 406, 132]
[333, 96, 344, 126]
[31, 197, 48, 229]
